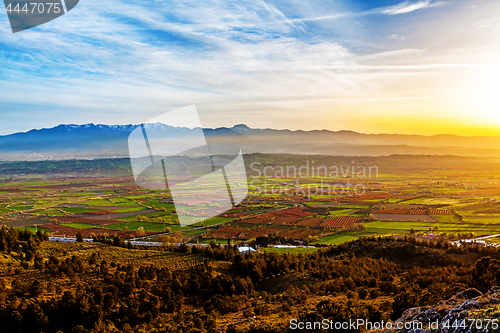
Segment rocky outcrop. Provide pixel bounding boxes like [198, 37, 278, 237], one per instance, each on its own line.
[378, 287, 500, 333]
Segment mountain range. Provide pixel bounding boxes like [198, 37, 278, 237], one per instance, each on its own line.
[1, 123, 500, 160]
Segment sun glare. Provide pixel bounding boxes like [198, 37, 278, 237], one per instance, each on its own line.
[466, 69, 500, 125]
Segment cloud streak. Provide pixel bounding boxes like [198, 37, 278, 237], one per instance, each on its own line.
[293, 0, 443, 23]
[382, 1, 432, 15]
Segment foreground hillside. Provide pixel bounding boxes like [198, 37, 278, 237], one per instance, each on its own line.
[0, 227, 499, 332]
[385, 287, 500, 333]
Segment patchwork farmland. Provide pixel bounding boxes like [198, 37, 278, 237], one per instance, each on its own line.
[2, 154, 500, 247]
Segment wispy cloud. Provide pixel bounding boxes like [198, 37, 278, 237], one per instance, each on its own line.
[381, 1, 432, 15]
[293, 0, 443, 23]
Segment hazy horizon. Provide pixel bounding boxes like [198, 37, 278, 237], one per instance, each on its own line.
[4, 122, 500, 138]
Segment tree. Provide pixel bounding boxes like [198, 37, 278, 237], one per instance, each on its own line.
[29, 280, 44, 298]
[76, 231, 84, 243]
[391, 290, 418, 320]
[369, 289, 379, 299]
[159, 218, 167, 232]
[472, 256, 500, 292]
[358, 288, 368, 299]
[136, 227, 146, 237]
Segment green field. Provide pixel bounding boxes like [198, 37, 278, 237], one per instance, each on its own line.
[305, 201, 329, 206]
[363, 221, 500, 236]
[60, 207, 102, 214]
[141, 200, 175, 210]
[112, 207, 147, 213]
[313, 220, 500, 245]
[7, 204, 35, 211]
[433, 214, 461, 222]
[78, 200, 112, 206]
[313, 233, 361, 245]
[189, 217, 232, 227]
[39, 210, 66, 216]
[184, 228, 206, 235]
[12, 226, 40, 233]
[60, 222, 99, 229]
[104, 221, 170, 232]
[385, 198, 403, 203]
[0, 206, 13, 213]
[118, 211, 173, 222]
[329, 209, 357, 216]
[463, 218, 500, 224]
[399, 197, 462, 205]
[109, 197, 136, 203]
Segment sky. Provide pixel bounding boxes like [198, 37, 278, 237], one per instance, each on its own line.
[1, 0, 500, 136]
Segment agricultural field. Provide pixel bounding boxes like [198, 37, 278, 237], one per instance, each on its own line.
[2, 154, 500, 247]
[311, 232, 361, 245]
[372, 213, 436, 222]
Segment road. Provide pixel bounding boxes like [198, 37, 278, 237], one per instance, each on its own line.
[450, 233, 500, 247]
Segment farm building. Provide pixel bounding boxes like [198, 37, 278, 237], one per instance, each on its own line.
[238, 246, 257, 253]
[49, 236, 93, 243]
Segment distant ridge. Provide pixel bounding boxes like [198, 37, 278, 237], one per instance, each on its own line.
[1, 123, 500, 160]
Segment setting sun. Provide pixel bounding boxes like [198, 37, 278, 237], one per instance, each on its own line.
[465, 69, 500, 126]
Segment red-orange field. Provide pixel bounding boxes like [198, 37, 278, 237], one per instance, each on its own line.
[206, 226, 249, 239]
[373, 208, 428, 214]
[429, 209, 454, 215]
[319, 216, 361, 228]
[242, 213, 275, 224]
[269, 216, 301, 225]
[275, 207, 317, 217]
[296, 217, 324, 227]
[278, 229, 321, 239]
[240, 227, 280, 239]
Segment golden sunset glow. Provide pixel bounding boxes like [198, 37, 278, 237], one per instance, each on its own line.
[465, 70, 500, 126]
